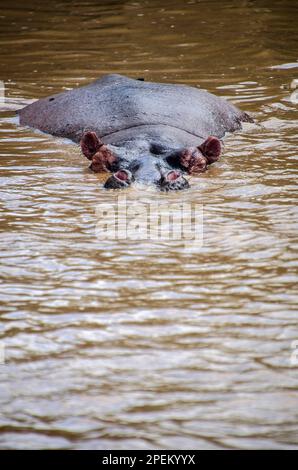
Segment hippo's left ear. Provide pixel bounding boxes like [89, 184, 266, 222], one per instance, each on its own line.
[198, 136, 222, 164]
[80, 131, 117, 173]
[80, 131, 103, 160]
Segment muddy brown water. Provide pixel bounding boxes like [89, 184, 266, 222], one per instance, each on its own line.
[0, 0, 298, 450]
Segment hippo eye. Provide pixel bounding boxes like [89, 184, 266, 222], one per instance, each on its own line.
[150, 143, 167, 155]
[129, 160, 141, 172]
[49, 97, 55, 102]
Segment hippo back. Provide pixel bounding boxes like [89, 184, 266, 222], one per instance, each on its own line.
[18, 74, 252, 143]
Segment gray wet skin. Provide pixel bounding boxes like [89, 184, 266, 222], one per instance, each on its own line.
[18, 74, 253, 190]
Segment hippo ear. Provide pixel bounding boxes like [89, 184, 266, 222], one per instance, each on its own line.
[177, 147, 207, 174]
[80, 131, 117, 173]
[198, 136, 222, 164]
[91, 147, 118, 173]
[80, 131, 103, 160]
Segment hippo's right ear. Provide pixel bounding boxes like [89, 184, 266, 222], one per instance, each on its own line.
[198, 136, 222, 164]
[80, 131, 103, 160]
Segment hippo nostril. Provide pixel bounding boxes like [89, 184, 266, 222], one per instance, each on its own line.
[114, 170, 130, 182]
[165, 170, 181, 182]
[160, 171, 189, 191]
[104, 169, 133, 189]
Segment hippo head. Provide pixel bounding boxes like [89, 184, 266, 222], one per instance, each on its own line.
[80, 131, 222, 191]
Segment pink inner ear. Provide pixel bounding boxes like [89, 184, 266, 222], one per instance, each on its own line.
[80, 131, 102, 159]
[199, 136, 221, 159]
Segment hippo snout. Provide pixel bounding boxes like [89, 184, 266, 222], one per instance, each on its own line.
[104, 168, 189, 191]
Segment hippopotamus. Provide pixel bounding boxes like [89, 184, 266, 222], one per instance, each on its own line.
[18, 74, 252, 191]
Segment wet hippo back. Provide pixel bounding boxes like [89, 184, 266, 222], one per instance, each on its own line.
[18, 74, 251, 144]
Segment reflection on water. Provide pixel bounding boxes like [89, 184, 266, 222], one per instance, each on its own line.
[0, 0, 298, 450]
